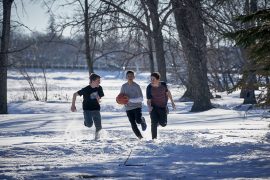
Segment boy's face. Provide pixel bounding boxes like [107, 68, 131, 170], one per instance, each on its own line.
[90, 78, 101, 87]
[151, 76, 159, 85]
[126, 73, 135, 81]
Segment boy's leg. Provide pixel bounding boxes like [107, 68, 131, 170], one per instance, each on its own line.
[134, 108, 142, 124]
[150, 107, 159, 139]
[83, 111, 93, 127]
[126, 109, 143, 139]
[92, 111, 102, 140]
[134, 108, 147, 131]
[157, 107, 167, 127]
[92, 111, 102, 132]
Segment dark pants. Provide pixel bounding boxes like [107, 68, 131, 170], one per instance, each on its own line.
[150, 106, 167, 139]
[83, 110, 102, 132]
[126, 108, 143, 138]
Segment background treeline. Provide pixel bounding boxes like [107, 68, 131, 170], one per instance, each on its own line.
[9, 30, 242, 91]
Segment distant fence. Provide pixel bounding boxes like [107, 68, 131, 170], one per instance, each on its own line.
[17, 63, 89, 70]
[14, 62, 186, 72]
[13, 62, 152, 71]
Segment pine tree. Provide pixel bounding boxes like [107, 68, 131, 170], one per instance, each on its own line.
[226, 8, 270, 106]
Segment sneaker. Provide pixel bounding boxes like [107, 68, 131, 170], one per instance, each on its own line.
[141, 117, 147, 131]
[94, 130, 101, 141]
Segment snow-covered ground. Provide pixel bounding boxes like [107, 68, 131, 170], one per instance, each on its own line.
[1, 69, 270, 179]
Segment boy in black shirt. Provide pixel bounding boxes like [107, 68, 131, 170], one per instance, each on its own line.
[71, 73, 104, 140]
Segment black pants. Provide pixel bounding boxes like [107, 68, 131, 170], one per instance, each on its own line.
[150, 106, 167, 139]
[126, 108, 143, 138]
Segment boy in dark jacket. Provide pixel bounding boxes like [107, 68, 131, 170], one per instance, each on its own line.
[146, 72, 176, 140]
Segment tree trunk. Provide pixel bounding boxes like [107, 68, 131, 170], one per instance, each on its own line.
[180, 84, 194, 102]
[240, 0, 258, 104]
[147, 35, 155, 73]
[266, 76, 270, 105]
[172, 0, 212, 112]
[84, 0, 94, 74]
[242, 71, 257, 104]
[145, 0, 167, 81]
[0, 0, 13, 114]
[243, 90, 256, 104]
[141, 1, 155, 73]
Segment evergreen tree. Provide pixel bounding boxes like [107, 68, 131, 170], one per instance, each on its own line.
[226, 8, 270, 106]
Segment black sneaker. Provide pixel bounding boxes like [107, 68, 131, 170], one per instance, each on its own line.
[141, 117, 147, 131]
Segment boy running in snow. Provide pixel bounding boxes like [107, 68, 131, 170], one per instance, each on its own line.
[71, 73, 104, 140]
[146, 72, 176, 140]
[120, 70, 147, 139]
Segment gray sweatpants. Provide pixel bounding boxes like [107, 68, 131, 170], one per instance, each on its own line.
[83, 110, 102, 132]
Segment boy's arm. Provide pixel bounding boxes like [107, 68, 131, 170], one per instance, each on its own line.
[97, 86, 104, 103]
[146, 85, 152, 112]
[166, 89, 176, 110]
[129, 85, 143, 103]
[129, 97, 143, 103]
[147, 99, 153, 112]
[71, 92, 79, 112]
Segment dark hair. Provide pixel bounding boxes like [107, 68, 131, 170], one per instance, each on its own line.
[89, 73, 101, 82]
[151, 72, 160, 80]
[126, 70, 135, 76]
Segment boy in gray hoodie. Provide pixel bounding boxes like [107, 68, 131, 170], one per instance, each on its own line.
[120, 70, 147, 139]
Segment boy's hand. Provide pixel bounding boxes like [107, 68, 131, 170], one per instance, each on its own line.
[96, 95, 101, 103]
[148, 106, 153, 113]
[172, 102, 176, 110]
[71, 105, 77, 112]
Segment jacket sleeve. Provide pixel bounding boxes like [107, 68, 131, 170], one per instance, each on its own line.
[120, 84, 125, 94]
[77, 87, 86, 96]
[161, 82, 168, 92]
[129, 97, 143, 103]
[146, 84, 152, 99]
[98, 86, 104, 98]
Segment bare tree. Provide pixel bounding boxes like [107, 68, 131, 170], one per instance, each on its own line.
[83, 0, 93, 73]
[172, 0, 212, 112]
[100, 0, 173, 81]
[143, 0, 167, 81]
[18, 67, 40, 101]
[45, 0, 106, 74]
[0, 0, 14, 114]
[140, 0, 155, 73]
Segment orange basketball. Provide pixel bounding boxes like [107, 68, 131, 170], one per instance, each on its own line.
[116, 93, 129, 105]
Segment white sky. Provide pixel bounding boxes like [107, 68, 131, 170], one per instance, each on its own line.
[11, 0, 73, 36]
[12, 1, 49, 33]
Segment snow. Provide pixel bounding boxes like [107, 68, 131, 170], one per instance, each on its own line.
[1, 69, 270, 179]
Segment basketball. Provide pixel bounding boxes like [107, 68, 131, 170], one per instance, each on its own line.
[116, 93, 129, 105]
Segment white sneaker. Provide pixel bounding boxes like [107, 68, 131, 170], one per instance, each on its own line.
[94, 130, 101, 141]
